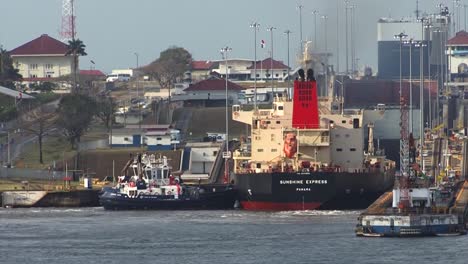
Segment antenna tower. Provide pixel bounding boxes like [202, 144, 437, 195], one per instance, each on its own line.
[60, 0, 76, 42]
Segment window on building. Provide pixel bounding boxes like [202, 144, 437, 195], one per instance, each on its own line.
[271, 149, 277, 152]
[350, 148, 356, 151]
[258, 149, 264, 152]
[336, 148, 343, 152]
[45, 64, 53, 69]
[29, 64, 38, 70]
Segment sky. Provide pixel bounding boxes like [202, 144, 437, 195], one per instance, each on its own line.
[0, 0, 463, 74]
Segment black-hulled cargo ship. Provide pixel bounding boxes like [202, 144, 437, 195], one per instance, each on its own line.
[99, 154, 237, 210]
[231, 46, 395, 210]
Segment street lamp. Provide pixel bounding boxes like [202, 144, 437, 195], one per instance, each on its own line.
[250, 22, 260, 109]
[284, 29, 292, 98]
[415, 41, 427, 147]
[393, 34, 408, 112]
[312, 10, 319, 48]
[221, 46, 232, 184]
[425, 22, 433, 128]
[267, 26, 276, 95]
[404, 38, 415, 133]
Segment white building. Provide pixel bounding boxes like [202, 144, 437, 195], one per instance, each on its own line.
[110, 124, 180, 151]
[447, 31, 468, 77]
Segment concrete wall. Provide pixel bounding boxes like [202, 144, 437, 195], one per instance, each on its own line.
[0, 168, 65, 179]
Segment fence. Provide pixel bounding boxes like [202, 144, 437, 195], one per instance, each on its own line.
[0, 167, 66, 180]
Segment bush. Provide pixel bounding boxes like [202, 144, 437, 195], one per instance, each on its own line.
[0, 105, 18, 121]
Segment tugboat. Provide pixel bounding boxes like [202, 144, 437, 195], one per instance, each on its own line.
[99, 153, 237, 210]
[355, 81, 467, 237]
[355, 173, 467, 237]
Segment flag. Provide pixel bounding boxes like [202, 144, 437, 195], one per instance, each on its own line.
[260, 39, 265, 48]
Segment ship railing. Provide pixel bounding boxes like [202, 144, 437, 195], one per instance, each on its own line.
[233, 150, 251, 158]
[385, 206, 451, 215]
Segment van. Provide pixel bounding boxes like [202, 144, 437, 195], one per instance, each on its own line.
[106, 73, 131, 82]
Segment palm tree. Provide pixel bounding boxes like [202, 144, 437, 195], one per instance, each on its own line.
[65, 39, 87, 93]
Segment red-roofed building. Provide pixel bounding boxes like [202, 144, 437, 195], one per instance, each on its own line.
[188, 58, 290, 83]
[447, 31, 468, 78]
[9, 34, 73, 81]
[247, 58, 289, 81]
[181, 77, 245, 106]
[80, 70, 106, 78]
[190, 60, 217, 81]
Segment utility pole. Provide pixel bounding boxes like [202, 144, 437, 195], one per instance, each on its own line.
[221, 46, 232, 184]
[250, 22, 260, 110]
[298, 5, 304, 52]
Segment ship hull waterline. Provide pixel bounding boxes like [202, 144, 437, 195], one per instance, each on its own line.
[234, 170, 395, 211]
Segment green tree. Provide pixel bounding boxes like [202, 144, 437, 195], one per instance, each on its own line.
[0, 47, 22, 89]
[56, 94, 96, 149]
[144, 46, 192, 101]
[95, 96, 116, 132]
[65, 39, 87, 93]
[19, 105, 58, 164]
[29, 81, 57, 93]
